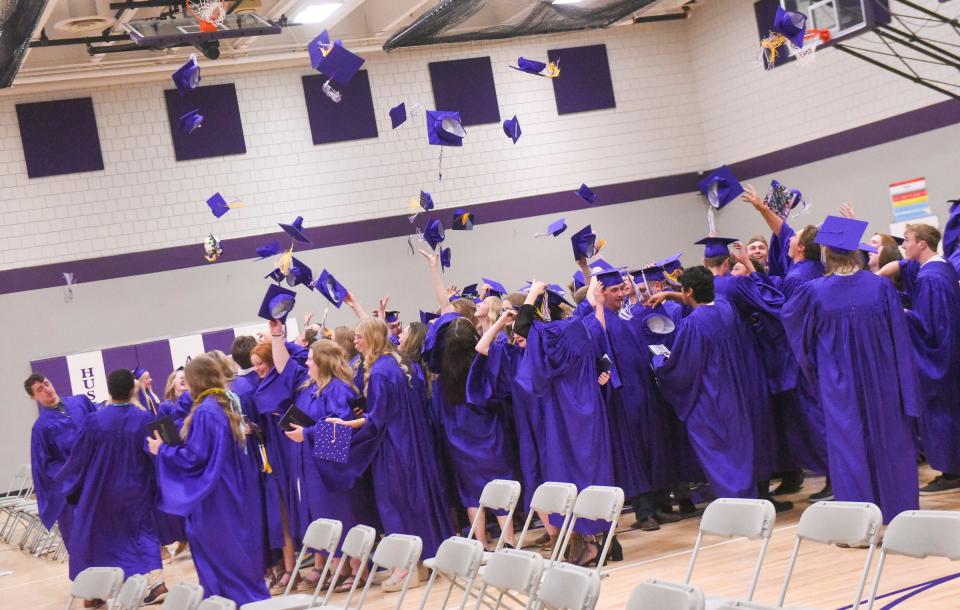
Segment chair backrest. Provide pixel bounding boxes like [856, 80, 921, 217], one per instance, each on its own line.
[418, 537, 484, 610]
[302, 518, 343, 555]
[479, 480, 522, 511]
[626, 579, 705, 610]
[698, 499, 775, 540]
[197, 596, 236, 610]
[314, 524, 378, 609]
[478, 549, 545, 598]
[70, 567, 124, 605]
[340, 524, 378, 560]
[556, 486, 624, 572]
[161, 583, 204, 610]
[530, 482, 578, 516]
[353, 534, 423, 610]
[110, 574, 148, 610]
[4, 464, 30, 497]
[536, 562, 602, 610]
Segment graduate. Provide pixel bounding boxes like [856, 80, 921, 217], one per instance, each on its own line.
[649, 266, 765, 501]
[781, 216, 921, 523]
[158, 369, 191, 430]
[133, 367, 162, 416]
[57, 369, 163, 590]
[24, 373, 98, 563]
[944, 198, 960, 275]
[878, 223, 960, 495]
[148, 354, 270, 605]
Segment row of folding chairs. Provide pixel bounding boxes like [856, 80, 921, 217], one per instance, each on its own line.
[66, 568, 235, 610]
[0, 463, 66, 561]
[625, 498, 960, 610]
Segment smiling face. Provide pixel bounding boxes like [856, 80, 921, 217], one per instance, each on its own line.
[901, 230, 924, 261]
[251, 354, 269, 379]
[354, 329, 367, 355]
[173, 371, 188, 396]
[141, 371, 152, 390]
[601, 283, 626, 309]
[29, 378, 59, 407]
[747, 239, 768, 265]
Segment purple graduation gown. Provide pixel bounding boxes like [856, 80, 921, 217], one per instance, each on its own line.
[156, 396, 270, 605]
[229, 371, 272, 567]
[157, 392, 192, 430]
[655, 300, 763, 499]
[30, 395, 98, 547]
[154, 392, 191, 545]
[782, 271, 921, 523]
[944, 200, 960, 275]
[900, 259, 960, 475]
[58, 403, 161, 580]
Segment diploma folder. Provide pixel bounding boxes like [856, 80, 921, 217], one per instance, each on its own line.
[147, 416, 182, 445]
[278, 404, 316, 431]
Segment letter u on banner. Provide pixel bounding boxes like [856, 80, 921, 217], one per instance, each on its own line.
[66, 351, 106, 402]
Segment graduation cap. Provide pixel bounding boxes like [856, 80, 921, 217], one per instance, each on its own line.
[172, 54, 200, 96]
[258, 284, 296, 322]
[203, 233, 222, 262]
[384, 311, 400, 324]
[645, 313, 676, 335]
[409, 190, 434, 213]
[503, 115, 521, 144]
[426, 110, 466, 147]
[482, 278, 507, 298]
[510, 57, 560, 78]
[255, 239, 282, 260]
[695, 237, 738, 258]
[699, 166, 744, 210]
[279, 216, 311, 243]
[632, 265, 666, 283]
[815, 216, 869, 253]
[178, 109, 203, 135]
[452, 209, 474, 230]
[424, 218, 445, 251]
[570, 225, 605, 260]
[460, 284, 479, 300]
[858, 242, 878, 254]
[420, 310, 440, 325]
[132, 366, 147, 380]
[308, 30, 364, 85]
[595, 268, 627, 288]
[890, 234, 905, 246]
[773, 6, 808, 48]
[265, 267, 285, 283]
[576, 183, 598, 205]
[389, 103, 407, 129]
[286, 257, 313, 288]
[206, 192, 245, 218]
[655, 252, 684, 274]
[315, 269, 348, 308]
[536, 218, 567, 238]
[440, 247, 452, 270]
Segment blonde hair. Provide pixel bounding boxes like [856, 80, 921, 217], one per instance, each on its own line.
[822, 246, 864, 276]
[206, 349, 237, 382]
[356, 317, 409, 391]
[163, 370, 183, 402]
[450, 298, 477, 325]
[301, 339, 358, 395]
[481, 295, 502, 328]
[182, 354, 245, 445]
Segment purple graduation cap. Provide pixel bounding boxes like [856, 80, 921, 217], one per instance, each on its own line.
[424, 218, 445, 251]
[265, 267, 285, 283]
[384, 311, 400, 324]
[460, 284, 479, 300]
[482, 278, 507, 298]
[315, 269, 348, 308]
[630, 265, 665, 283]
[178, 109, 203, 135]
[172, 54, 200, 96]
[576, 183, 598, 205]
[595, 268, 626, 288]
[440, 247, 452, 270]
[815, 216, 869, 253]
[540, 218, 567, 237]
[279, 216, 311, 243]
[258, 284, 296, 322]
[655, 252, 684, 274]
[420, 310, 440, 325]
[890, 235, 905, 246]
[773, 6, 808, 48]
[695, 236, 738, 258]
[418, 191, 434, 212]
[571, 225, 600, 260]
[390, 103, 407, 129]
[858, 242, 879, 254]
[699, 166, 744, 209]
[502, 115, 521, 144]
[308, 30, 365, 85]
[255, 239, 282, 260]
[426, 110, 466, 147]
[286, 257, 313, 288]
[132, 366, 147, 380]
[510, 56, 560, 77]
[206, 192, 231, 218]
[452, 209, 474, 230]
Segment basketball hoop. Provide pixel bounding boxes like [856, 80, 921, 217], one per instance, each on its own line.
[187, 0, 226, 32]
[795, 29, 831, 67]
[761, 28, 831, 69]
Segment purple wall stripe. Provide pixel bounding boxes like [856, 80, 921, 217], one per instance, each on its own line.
[28, 356, 71, 401]
[101, 345, 138, 378]
[137, 340, 174, 388]
[3, 97, 958, 296]
[202, 329, 236, 354]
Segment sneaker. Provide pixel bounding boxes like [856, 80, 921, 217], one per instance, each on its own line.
[771, 471, 805, 495]
[142, 582, 168, 606]
[630, 516, 661, 532]
[919, 475, 960, 496]
[809, 484, 834, 502]
[770, 498, 794, 513]
[653, 510, 682, 525]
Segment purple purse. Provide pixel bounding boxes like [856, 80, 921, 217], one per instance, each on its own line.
[312, 421, 352, 464]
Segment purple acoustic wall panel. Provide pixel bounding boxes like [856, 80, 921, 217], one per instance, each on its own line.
[428, 56, 501, 126]
[16, 98, 105, 178]
[101, 345, 139, 377]
[202, 329, 235, 354]
[547, 44, 616, 115]
[136, 340, 174, 386]
[302, 71, 379, 145]
[164, 83, 247, 161]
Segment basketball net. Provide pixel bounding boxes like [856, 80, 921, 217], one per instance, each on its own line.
[187, 0, 225, 33]
[796, 29, 831, 67]
[761, 28, 830, 69]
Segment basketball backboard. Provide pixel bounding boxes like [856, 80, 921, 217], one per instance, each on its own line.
[781, 0, 872, 39]
[124, 13, 282, 46]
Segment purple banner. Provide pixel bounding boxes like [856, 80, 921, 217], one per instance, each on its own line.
[547, 44, 616, 115]
[101, 345, 138, 377]
[164, 83, 247, 162]
[16, 97, 105, 178]
[428, 56, 501, 126]
[302, 71, 379, 145]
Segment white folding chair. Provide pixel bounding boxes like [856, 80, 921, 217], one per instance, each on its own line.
[161, 582, 205, 610]
[109, 574, 149, 610]
[270, 524, 378, 610]
[472, 549, 544, 610]
[516, 482, 578, 564]
[0, 464, 31, 511]
[417, 537, 484, 610]
[314, 533, 421, 610]
[239, 518, 343, 610]
[865, 510, 960, 610]
[535, 562, 601, 610]
[626, 579, 705, 610]
[555, 486, 624, 572]
[198, 597, 237, 610]
[65, 567, 124, 610]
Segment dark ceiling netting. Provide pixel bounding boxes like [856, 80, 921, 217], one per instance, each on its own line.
[0, 0, 50, 88]
[383, 0, 660, 52]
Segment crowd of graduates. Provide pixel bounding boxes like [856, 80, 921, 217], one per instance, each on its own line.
[24, 190, 960, 607]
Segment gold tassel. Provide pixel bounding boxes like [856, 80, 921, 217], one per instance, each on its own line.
[259, 443, 272, 474]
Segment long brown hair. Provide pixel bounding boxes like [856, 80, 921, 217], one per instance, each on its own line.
[182, 354, 245, 445]
[399, 322, 427, 367]
[206, 349, 237, 382]
[302, 339, 358, 395]
[439, 317, 479, 405]
[333, 326, 358, 361]
[163, 370, 183, 402]
[356, 317, 409, 391]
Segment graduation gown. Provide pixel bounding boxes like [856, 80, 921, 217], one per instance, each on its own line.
[156, 396, 270, 605]
[57, 403, 161, 580]
[900, 259, 960, 475]
[782, 271, 921, 523]
[157, 392, 192, 430]
[154, 392, 192, 545]
[655, 300, 763, 499]
[229, 371, 271, 566]
[30, 395, 98, 547]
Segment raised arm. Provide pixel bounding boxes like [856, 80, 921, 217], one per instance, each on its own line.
[592, 278, 607, 330]
[877, 260, 902, 278]
[477, 309, 515, 356]
[269, 319, 290, 374]
[343, 292, 368, 320]
[419, 249, 455, 314]
[741, 184, 783, 236]
[731, 242, 757, 274]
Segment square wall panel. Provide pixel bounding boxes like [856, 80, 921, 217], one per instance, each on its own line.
[302, 71, 379, 145]
[164, 83, 247, 161]
[428, 56, 501, 126]
[547, 44, 616, 115]
[16, 97, 105, 178]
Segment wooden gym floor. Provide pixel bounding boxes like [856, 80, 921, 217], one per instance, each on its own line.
[2, 470, 958, 609]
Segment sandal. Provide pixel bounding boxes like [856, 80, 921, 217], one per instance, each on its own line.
[574, 541, 602, 568]
[297, 568, 325, 592]
[269, 571, 296, 596]
[334, 574, 363, 594]
[381, 568, 420, 592]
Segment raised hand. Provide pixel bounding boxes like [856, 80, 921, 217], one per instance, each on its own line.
[839, 202, 856, 218]
[741, 184, 764, 210]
